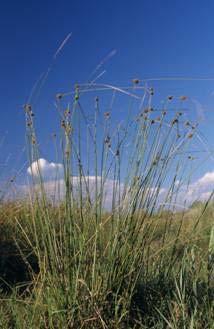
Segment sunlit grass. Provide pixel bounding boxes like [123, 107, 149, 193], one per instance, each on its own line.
[0, 83, 213, 328]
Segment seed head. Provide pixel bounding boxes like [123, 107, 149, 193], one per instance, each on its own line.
[104, 135, 111, 144]
[132, 78, 140, 84]
[23, 104, 32, 113]
[180, 95, 188, 101]
[150, 88, 154, 96]
[61, 120, 66, 128]
[56, 93, 63, 100]
[104, 112, 110, 119]
[74, 85, 80, 101]
[66, 123, 73, 135]
[64, 109, 70, 117]
[171, 118, 178, 125]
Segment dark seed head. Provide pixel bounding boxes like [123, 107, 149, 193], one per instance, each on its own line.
[132, 78, 140, 84]
[23, 104, 32, 113]
[104, 112, 110, 119]
[171, 118, 178, 125]
[56, 93, 63, 100]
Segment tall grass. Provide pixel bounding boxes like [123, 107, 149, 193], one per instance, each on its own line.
[0, 83, 213, 328]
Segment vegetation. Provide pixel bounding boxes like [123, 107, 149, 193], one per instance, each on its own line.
[0, 83, 213, 328]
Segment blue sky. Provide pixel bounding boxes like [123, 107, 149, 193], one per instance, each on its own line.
[0, 0, 214, 195]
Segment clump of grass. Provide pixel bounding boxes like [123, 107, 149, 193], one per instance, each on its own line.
[0, 83, 213, 328]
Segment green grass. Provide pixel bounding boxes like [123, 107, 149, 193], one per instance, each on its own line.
[0, 83, 213, 328]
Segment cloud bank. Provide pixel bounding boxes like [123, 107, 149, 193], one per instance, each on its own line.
[20, 158, 214, 209]
[27, 158, 64, 181]
[184, 171, 214, 203]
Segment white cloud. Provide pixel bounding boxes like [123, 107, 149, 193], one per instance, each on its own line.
[20, 174, 121, 209]
[184, 171, 214, 201]
[12, 159, 214, 210]
[27, 158, 64, 181]
[158, 171, 214, 209]
[35, 170, 214, 209]
[197, 171, 214, 186]
[26, 159, 123, 207]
